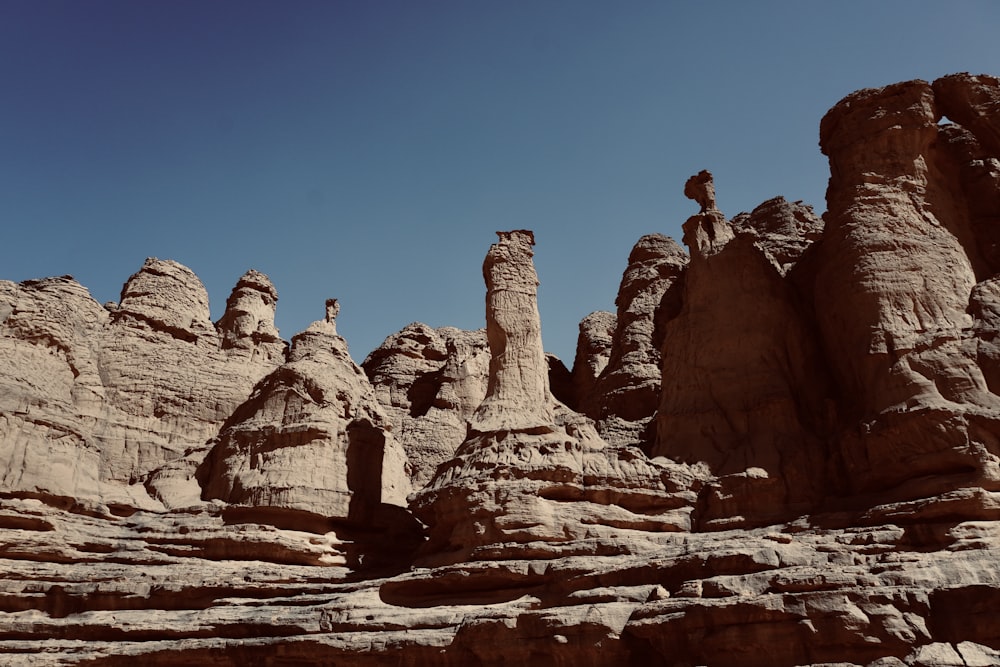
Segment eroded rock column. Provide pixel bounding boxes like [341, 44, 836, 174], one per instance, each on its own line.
[408, 230, 701, 569]
[470, 230, 553, 433]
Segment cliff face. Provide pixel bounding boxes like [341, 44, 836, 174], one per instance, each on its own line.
[3, 74, 1000, 667]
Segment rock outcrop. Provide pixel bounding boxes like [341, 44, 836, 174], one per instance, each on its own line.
[200, 301, 410, 531]
[730, 196, 824, 275]
[410, 230, 701, 567]
[653, 172, 834, 528]
[0, 260, 286, 513]
[363, 323, 489, 489]
[4, 74, 1000, 667]
[814, 75, 1000, 508]
[577, 234, 687, 448]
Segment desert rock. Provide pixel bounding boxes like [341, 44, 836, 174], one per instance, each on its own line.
[578, 234, 687, 447]
[410, 230, 702, 567]
[3, 74, 1000, 666]
[363, 323, 489, 489]
[653, 174, 834, 527]
[815, 77, 1000, 504]
[200, 301, 411, 527]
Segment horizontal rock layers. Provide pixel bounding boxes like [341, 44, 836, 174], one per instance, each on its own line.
[409, 230, 702, 568]
[2, 73, 1000, 666]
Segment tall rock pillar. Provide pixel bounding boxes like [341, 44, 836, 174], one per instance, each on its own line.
[470, 230, 553, 433]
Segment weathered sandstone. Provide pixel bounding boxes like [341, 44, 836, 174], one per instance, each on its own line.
[410, 230, 702, 567]
[2, 74, 1000, 666]
[0, 260, 286, 512]
[578, 235, 687, 447]
[654, 172, 834, 528]
[815, 75, 1000, 506]
[200, 300, 411, 532]
[363, 323, 489, 489]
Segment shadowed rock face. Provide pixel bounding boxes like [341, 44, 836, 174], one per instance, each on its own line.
[579, 235, 688, 437]
[653, 174, 834, 528]
[363, 323, 489, 489]
[7, 74, 1000, 667]
[815, 75, 1000, 501]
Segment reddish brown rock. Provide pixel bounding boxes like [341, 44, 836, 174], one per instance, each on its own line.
[731, 196, 824, 275]
[579, 235, 688, 436]
[654, 173, 833, 527]
[815, 78, 1000, 502]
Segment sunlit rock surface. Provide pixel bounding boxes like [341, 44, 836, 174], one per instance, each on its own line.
[2, 74, 1000, 666]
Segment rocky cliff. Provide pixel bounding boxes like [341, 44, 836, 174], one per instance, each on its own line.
[3, 73, 1000, 666]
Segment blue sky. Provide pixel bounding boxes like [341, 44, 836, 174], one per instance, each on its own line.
[2, 1, 998, 362]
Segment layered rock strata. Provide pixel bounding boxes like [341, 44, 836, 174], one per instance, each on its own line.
[3, 74, 1000, 666]
[410, 230, 702, 567]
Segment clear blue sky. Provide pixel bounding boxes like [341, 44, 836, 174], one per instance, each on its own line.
[2, 1, 998, 362]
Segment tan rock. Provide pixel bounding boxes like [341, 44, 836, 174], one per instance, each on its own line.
[653, 175, 833, 527]
[0, 260, 287, 512]
[470, 230, 553, 433]
[411, 230, 702, 566]
[5, 74, 1000, 667]
[363, 323, 489, 489]
[200, 301, 411, 526]
[580, 235, 688, 437]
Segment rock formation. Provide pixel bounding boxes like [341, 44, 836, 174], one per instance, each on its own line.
[730, 196, 824, 275]
[409, 230, 701, 567]
[362, 324, 489, 489]
[0, 260, 285, 513]
[4, 74, 1000, 666]
[569, 310, 616, 406]
[814, 75, 1000, 509]
[651, 172, 834, 528]
[577, 234, 687, 449]
[199, 300, 410, 527]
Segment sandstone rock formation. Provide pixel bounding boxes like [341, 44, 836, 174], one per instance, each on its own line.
[730, 196, 824, 275]
[652, 173, 834, 528]
[362, 323, 489, 489]
[815, 75, 1000, 509]
[0, 260, 286, 513]
[4, 74, 1000, 666]
[577, 234, 687, 449]
[569, 310, 616, 406]
[409, 230, 702, 567]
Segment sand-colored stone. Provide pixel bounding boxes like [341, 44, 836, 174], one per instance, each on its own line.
[3, 74, 1000, 666]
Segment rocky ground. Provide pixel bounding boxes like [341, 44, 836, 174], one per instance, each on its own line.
[3, 73, 1000, 666]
